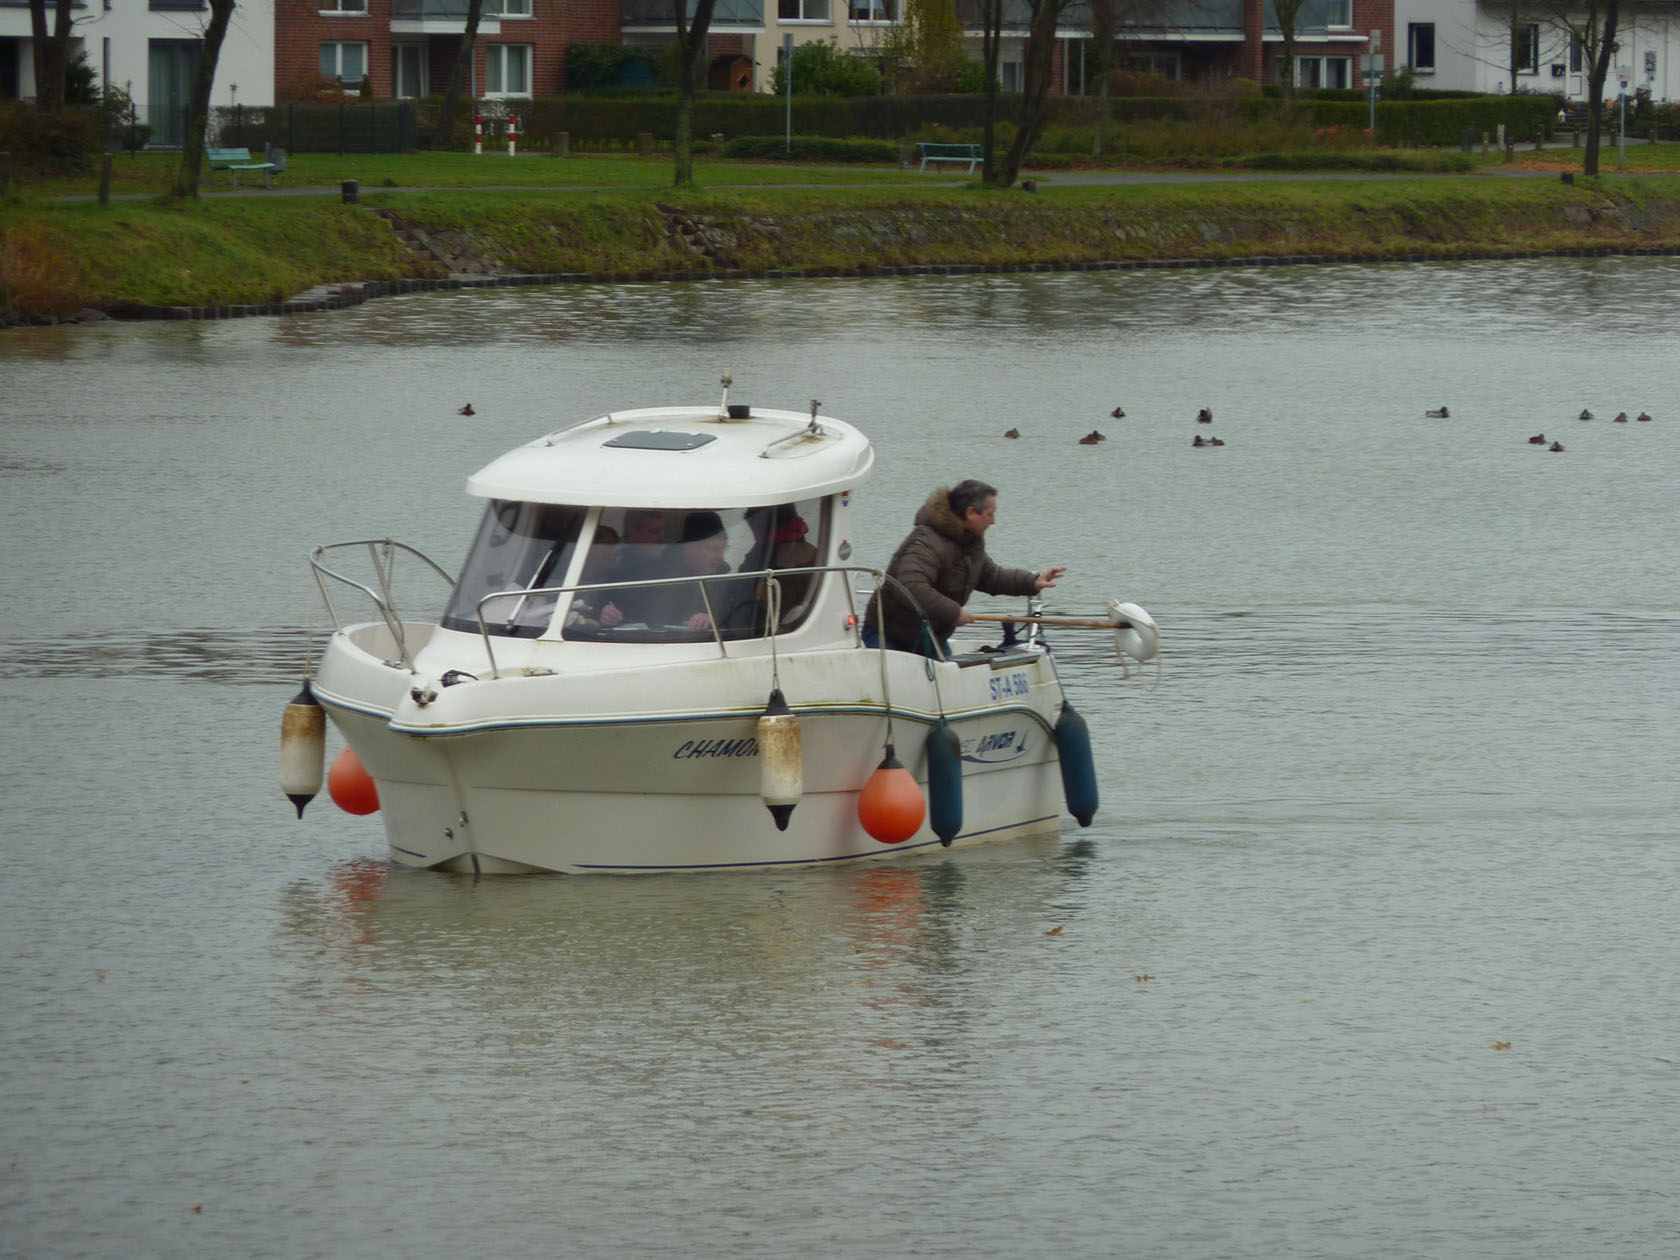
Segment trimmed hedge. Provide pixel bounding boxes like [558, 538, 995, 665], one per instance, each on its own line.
[192, 90, 1571, 155]
[723, 135, 901, 162]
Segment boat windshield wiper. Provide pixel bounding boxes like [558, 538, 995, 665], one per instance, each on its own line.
[501, 541, 566, 631]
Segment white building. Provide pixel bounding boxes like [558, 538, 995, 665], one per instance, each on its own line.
[1396, 0, 1679, 101]
[1, 0, 273, 144]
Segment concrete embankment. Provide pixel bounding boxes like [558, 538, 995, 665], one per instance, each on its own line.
[9, 179, 1680, 323]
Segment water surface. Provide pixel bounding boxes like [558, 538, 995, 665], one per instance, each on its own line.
[3, 258, 1678, 1258]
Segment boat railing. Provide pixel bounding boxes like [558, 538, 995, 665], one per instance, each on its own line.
[310, 539, 457, 672]
[465, 564, 886, 678]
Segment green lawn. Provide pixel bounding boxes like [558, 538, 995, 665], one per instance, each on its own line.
[21, 140, 1680, 202]
[22, 150, 937, 200]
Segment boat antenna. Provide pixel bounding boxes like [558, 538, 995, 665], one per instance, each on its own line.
[720, 370, 733, 416]
[808, 400, 821, 433]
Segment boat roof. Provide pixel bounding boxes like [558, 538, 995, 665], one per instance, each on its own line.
[466, 405, 875, 509]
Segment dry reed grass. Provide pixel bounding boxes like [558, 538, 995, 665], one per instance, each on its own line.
[0, 225, 84, 322]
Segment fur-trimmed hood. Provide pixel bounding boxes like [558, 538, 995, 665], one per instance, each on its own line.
[914, 487, 972, 546]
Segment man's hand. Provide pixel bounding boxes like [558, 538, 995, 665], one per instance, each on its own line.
[1034, 566, 1067, 591]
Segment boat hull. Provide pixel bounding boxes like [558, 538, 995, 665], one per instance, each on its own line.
[314, 627, 1071, 874]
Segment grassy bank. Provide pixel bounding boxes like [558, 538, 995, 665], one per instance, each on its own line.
[6, 167, 1680, 322]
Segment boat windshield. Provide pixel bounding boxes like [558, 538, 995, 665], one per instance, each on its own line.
[440, 500, 586, 638]
[563, 500, 825, 643]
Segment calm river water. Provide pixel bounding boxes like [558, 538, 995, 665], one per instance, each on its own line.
[3, 258, 1679, 1259]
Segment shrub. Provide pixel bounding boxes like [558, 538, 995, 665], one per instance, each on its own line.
[567, 44, 662, 93]
[769, 41, 884, 98]
[0, 101, 101, 173]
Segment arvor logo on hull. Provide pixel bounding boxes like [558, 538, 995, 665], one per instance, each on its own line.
[962, 729, 1030, 764]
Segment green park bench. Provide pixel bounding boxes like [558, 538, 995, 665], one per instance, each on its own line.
[916, 142, 982, 173]
[206, 145, 286, 188]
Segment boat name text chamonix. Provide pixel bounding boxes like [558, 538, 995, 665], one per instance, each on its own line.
[673, 737, 760, 759]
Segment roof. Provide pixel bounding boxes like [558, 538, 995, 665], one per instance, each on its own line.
[465, 406, 875, 509]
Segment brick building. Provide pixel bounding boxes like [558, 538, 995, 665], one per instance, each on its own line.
[272, 0, 622, 101]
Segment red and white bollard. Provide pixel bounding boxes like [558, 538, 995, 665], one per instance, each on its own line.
[474, 114, 483, 156]
[507, 114, 517, 158]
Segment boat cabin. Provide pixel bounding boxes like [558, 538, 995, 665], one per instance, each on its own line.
[431, 404, 874, 648]
[439, 497, 830, 643]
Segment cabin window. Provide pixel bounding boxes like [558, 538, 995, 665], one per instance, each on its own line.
[441, 500, 585, 638]
[563, 500, 826, 643]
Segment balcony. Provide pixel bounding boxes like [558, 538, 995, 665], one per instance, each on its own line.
[390, 0, 519, 34]
[621, 0, 765, 30]
[947, 0, 1351, 38]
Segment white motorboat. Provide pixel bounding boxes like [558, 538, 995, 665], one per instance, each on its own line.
[285, 386, 1156, 874]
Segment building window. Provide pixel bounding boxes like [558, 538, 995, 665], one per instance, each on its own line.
[1281, 55, 1350, 90]
[319, 0, 367, 12]
[1515, 23, 1540, 75]
[485, 44, 532, 96]
[1000, 60, 1021, 92]
[499, 0, 531, 15]
[1569, 33, 1583, 74]
[320, 42, 367, 86]
[1408, 22, 1435, 72]
[780, 0, 830, 18]
[1125, 52, 1181, 80]
[849, 0, 895, 20]
[1274, 0, 1348, 30]
[394, 43, 426, 97]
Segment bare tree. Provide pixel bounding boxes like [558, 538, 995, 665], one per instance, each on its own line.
[978, 0, 1005, 182]
[1272, 0, 1307, 112]
[1551, 0, 1621, 174]
[28, 0, 74, 112]
[1088, 0, 1117, 156]
[672, 0, 720, 186]
[172, 0, 236, 197]
[432, 0, 487, 149]
[998, 0, 1080, 186]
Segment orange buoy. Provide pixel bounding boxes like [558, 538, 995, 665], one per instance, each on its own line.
[328, 745, 380, 815]
[857, 745, 924, 845]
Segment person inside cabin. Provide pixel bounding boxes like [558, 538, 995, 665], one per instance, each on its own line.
[563, 525, 621, 631]
[598, 509, 669, 628]
[862, 479, 1065, 658]
[639, 510, 733, 631]
[764, 514, 820, 615]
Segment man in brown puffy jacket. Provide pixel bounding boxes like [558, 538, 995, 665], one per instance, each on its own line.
[863, 479, 1066, 657]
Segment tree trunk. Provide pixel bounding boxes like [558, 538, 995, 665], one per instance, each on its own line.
[1583, 1, 1620, 176]
[172, 0, 235, 198]
[672, 0, 720, 187]
[979, 0, 1001, 183]
[28, 0, 73, 112]
[432, 0, 486, 150]
[1089, 0, 1115, 157]
[999, 0, 1065, 187]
